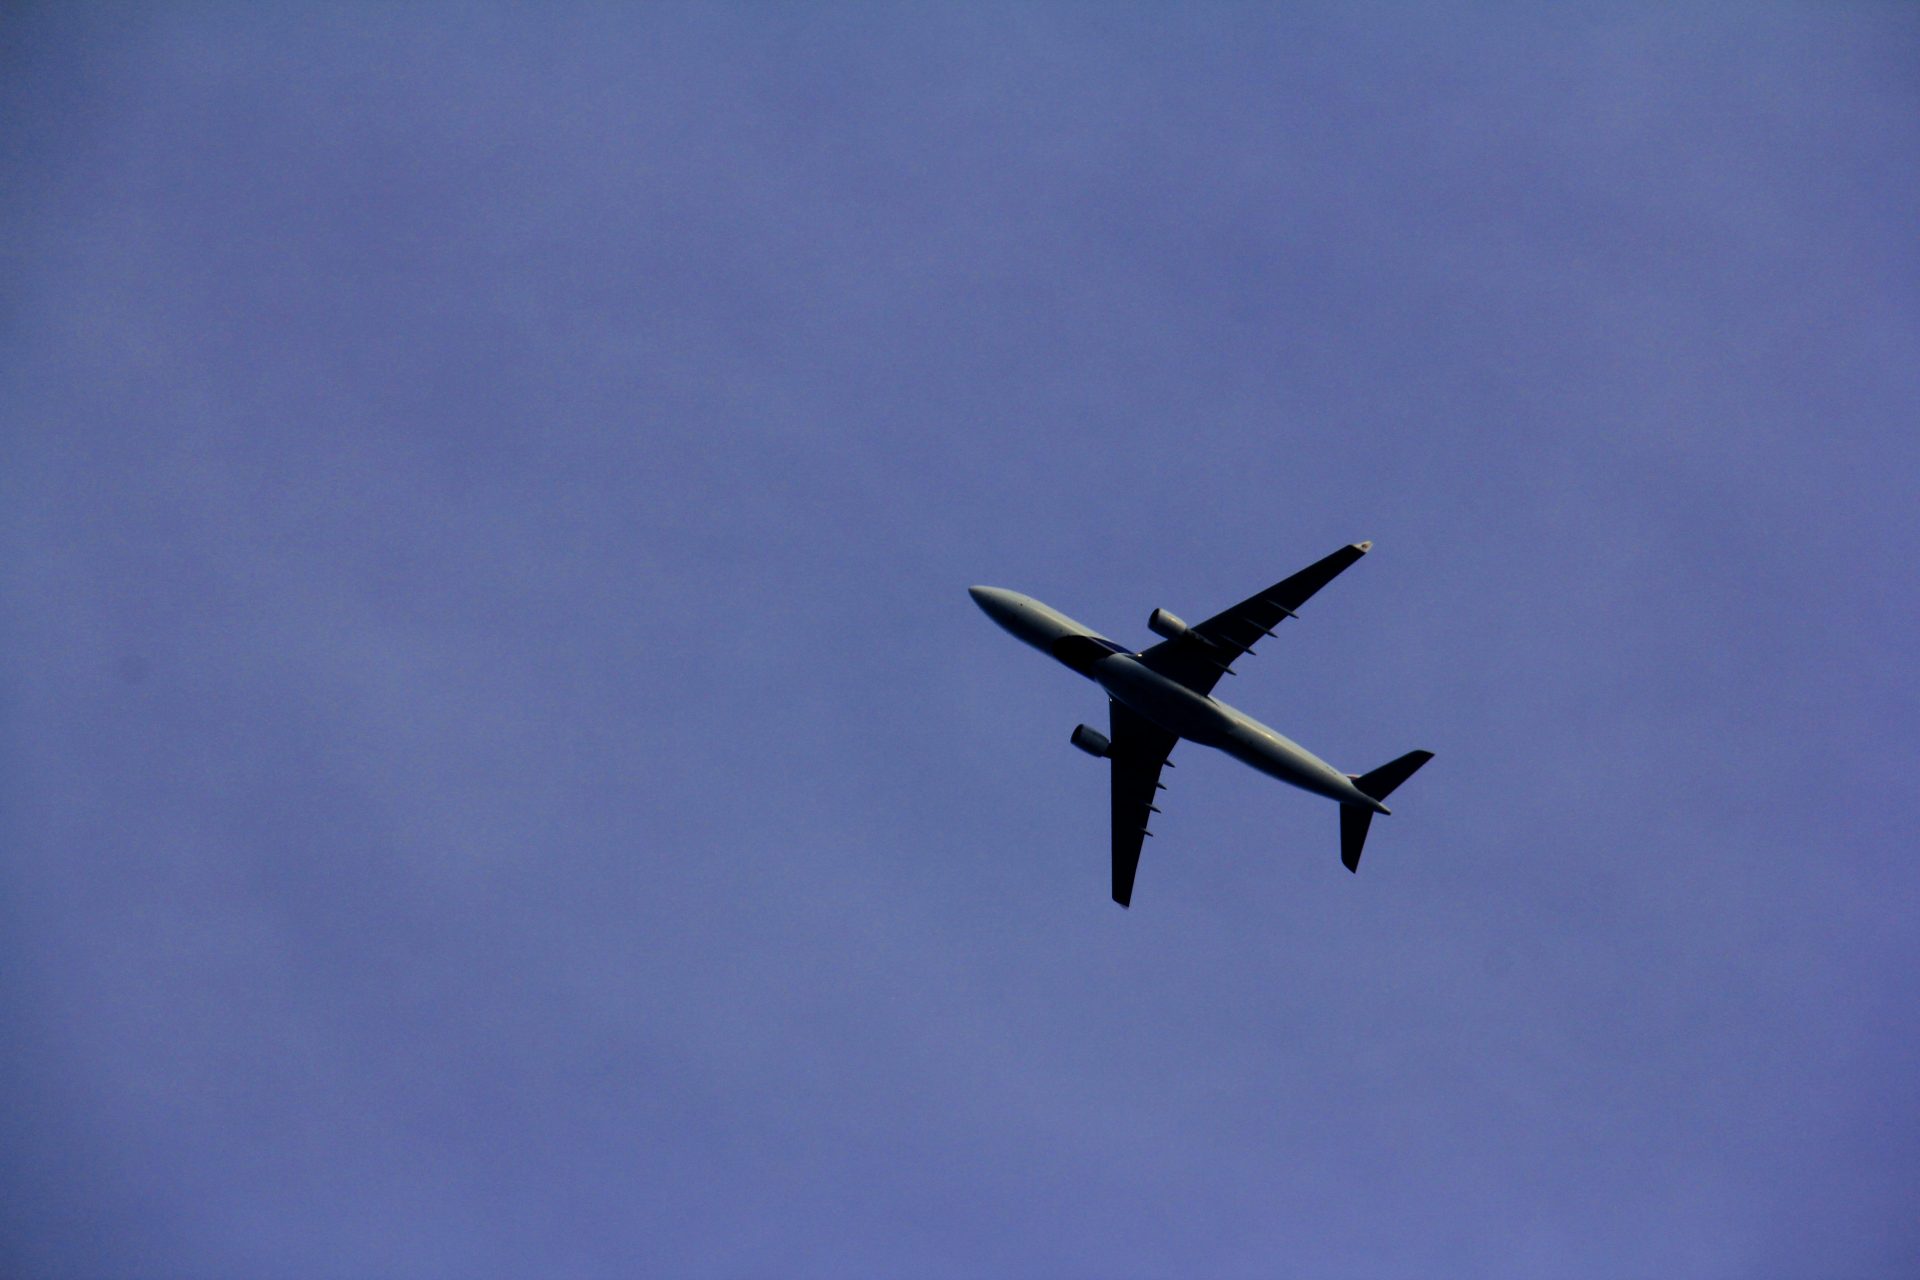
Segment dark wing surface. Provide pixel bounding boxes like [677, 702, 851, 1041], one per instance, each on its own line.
[1135, 541, 1372, 697]
[1109, 699, 1178, 908]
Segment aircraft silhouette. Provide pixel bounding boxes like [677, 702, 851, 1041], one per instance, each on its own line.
[971, 542, 1431, 906]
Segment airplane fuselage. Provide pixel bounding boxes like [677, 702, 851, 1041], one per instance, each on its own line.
[968, 586, 1388, 814]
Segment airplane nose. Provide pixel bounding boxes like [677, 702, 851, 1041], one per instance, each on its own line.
[970, 585, 1063, 654]
[969, 585, 1018, 629]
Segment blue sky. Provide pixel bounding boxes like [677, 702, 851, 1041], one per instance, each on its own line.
[4, 6, 1917, 1276]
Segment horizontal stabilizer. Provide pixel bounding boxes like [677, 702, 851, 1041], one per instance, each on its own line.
[1340, 804, 1373, 873]
[1342, 750, 1433, 871]
[1352, 749, 1434, 802]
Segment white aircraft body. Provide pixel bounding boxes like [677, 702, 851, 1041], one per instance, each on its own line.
[970, 541, 1431, 906]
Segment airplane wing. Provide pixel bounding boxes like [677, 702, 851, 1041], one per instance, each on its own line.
[1109, 698, 1178, 908]
[1134, 541, 1372, 698]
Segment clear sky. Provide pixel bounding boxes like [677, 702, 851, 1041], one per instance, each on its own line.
[4, 5, 1917, 1277]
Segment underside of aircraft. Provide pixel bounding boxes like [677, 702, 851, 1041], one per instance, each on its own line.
[971, 542, 1432, 906]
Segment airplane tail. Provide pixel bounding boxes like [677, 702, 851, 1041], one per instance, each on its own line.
[1340, 750, 1434, 872]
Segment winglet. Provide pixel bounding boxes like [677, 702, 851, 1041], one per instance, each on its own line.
[1355, 540, 1372, 552]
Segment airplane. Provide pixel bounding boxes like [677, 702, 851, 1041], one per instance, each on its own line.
[970, 541, 1431, 907]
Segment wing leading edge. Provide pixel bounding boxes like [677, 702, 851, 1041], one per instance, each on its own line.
[1135, 541, 1372, 697]
[1108, 699, 1177, 907]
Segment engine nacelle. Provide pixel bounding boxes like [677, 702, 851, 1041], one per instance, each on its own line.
[1070, 724, 1111, 758]
[1147, 608, 1189, 640]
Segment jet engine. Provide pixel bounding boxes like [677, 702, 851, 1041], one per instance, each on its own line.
[1147, 608, 1188, 640]
[1070, 724, 1111, 758]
